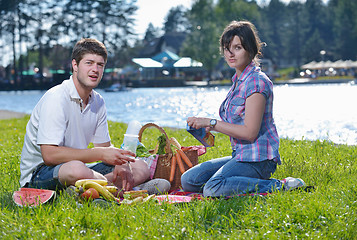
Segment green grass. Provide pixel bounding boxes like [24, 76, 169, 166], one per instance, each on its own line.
[1, 116, 356, 239]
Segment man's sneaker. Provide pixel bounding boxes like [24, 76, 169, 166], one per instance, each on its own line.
[281, 177, 306, 190]
[134, 178, 171, 195]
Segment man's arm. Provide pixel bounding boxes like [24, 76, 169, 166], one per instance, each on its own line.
[40, 143, 135, 166]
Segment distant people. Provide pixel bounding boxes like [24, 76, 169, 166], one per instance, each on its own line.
[19, 38, 170, 195]
[182, 21, 305, 197]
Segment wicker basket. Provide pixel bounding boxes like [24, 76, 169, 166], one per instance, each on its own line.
[138, 123, 198, 191]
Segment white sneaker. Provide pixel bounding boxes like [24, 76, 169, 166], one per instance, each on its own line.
[281, 177, 306, 190]
[134, 179, 171, 195]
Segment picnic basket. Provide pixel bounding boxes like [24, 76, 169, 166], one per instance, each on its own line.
[138, 123, 198, 191]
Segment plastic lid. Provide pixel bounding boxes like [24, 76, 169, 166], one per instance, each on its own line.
[125, 120, 142, 135]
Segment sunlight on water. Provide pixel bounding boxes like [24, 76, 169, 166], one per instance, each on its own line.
[1, 83, 356, 145]
[274, 83, 357, 145]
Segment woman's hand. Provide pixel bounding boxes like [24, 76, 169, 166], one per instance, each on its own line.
[187, 117, 211, 129]
[187, 93, 266, 142]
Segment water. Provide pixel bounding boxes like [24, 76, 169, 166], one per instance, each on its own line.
[1, 82, 356, 145]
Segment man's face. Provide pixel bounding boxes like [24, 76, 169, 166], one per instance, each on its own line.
[72, 53, 106, 90]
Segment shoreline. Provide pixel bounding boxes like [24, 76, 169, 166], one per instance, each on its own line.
[0, 110, 26, 119]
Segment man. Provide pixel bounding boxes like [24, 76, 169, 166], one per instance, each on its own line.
[19, 38, 170, 194]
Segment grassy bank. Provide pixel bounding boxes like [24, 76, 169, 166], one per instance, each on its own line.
[0, 116, 356, 239]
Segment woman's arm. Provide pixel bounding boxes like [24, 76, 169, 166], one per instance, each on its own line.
[187, 93, 266, 142]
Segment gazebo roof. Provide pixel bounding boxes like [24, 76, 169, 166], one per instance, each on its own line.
[132, 58, 163, 68]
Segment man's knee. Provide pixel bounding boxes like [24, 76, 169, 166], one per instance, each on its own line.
[58, 160, 93, 185]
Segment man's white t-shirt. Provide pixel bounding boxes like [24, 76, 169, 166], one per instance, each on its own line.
[19, 77, 111, 187]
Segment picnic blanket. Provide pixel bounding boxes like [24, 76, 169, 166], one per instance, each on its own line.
[156, 185, 315, 204]
[154, 189, 271, 204]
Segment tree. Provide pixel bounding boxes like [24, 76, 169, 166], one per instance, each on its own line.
[143, 23, 160, 43]
[329, 0, 357, 60]
[181, 0, 221, 82]
[56, 0, 138, 69]
[0, 0, 28, 88]
[163, 5, 189, 33]
[300, 0, 329, 62]
[215, 0, 260, 25]
[259, 0, 286, 65]
[284, 1, 306, 68]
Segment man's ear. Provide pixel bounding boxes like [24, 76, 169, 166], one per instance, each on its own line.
[72, 59, 78, 72]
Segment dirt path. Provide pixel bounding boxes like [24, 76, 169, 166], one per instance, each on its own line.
[0, 110, 26, 119]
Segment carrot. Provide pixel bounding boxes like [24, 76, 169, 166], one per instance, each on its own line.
[175, 151, 185, 174]
[169, 155, 177, 182]
[178, 149, 193, 168]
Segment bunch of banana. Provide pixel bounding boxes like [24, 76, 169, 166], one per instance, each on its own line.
[75, 179, 118, 201]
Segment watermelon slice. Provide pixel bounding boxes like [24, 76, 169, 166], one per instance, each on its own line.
[13, 188, 56, 207]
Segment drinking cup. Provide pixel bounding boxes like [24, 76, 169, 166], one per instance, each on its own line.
[122, 134, 139, 154]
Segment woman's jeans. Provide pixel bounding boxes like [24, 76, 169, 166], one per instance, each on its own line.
[181, 154, 283, 197]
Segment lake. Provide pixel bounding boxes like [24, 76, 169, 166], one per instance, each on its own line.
[0, 82, 356, 145]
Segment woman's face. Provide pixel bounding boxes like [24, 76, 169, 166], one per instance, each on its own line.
[224, 35, 251, 73]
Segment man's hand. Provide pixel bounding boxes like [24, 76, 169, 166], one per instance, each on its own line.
[99, 146, 136, 166]
[112, 164, 134, 191]
[40, 143, 136, 166]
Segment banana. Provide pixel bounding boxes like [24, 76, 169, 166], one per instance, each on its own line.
[104, 185, 118, 193]
[132, 196, 144, 204]
[122, 196, 143, 205]
[75, 179, 108, 188]
[143, 194, 156, 203]
[82, 181, 116, 201]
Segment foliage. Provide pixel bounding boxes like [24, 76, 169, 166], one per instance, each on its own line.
[143, 23, 161, 43]
[0, 0, 138, 74]
[163, 5, 190, 34]
[1, 117, 356, 239]
[181, 0, 221, 81]
[2, 0, 357, 84]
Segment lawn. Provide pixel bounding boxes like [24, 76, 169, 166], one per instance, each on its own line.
[0, 116, 356, 239]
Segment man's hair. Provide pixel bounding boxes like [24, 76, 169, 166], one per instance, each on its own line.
[220, 21, 264, 65]
[71, 38, 108, 68]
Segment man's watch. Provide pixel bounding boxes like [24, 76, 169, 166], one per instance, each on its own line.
[210, 119, 217, 128]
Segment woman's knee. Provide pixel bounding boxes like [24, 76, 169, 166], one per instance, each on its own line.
[181, 170, 204, 192]
[130, 160, 150, 184]
[202, 177, 224, 197]
[180, 171, 190, 190]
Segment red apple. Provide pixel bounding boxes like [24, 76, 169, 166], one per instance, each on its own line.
[81, 188, 100, 200]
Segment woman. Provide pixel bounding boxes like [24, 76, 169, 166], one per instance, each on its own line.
[181, 21, 305, 197]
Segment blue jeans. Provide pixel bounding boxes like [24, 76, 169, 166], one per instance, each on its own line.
[181, 153, 282, 197]
[26, 162, 114, 191]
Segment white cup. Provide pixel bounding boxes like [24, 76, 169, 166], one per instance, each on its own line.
[122, 134, 139, 154]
